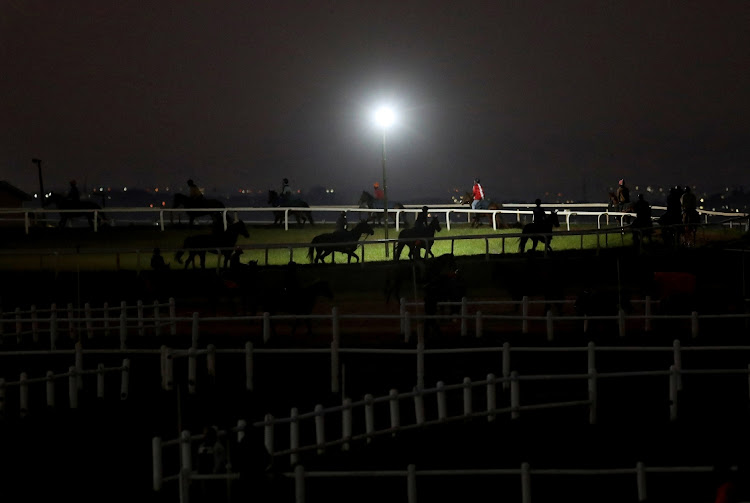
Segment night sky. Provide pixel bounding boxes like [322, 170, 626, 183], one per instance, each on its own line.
[2, 1, 748, 202]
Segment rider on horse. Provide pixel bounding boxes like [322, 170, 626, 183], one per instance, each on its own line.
[472, 178, 486, 210]
[532, 198, 546, 223]
[187, 179, 204, 200]
[680, 186, 698, 224]
[67, 180, 80, 202]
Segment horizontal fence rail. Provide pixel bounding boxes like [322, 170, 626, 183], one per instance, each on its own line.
[2, 202, 747, 234]
[152, 358, 750, 500]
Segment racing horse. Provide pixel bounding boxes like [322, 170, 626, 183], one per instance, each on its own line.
[171, 193, 225, 226]
[453, 192, 506, 228]
[268, 190, 315, 227]
[393, 216, 442, 260]
[174, 219, 249, 269]
[358, 191, 408, 227]
[608, 191, 634, 225]
[44, 192, 107, 228]
[518, 210, 560, 253]
[307, 220, 374, 264]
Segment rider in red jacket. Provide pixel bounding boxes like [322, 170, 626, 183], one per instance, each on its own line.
[472, 178, 485, 210]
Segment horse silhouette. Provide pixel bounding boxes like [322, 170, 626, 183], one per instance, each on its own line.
[307, 220, 374, 264]
[268, 190, 314, 227]
[453, 192, 506, 228]
[259, 279, 334, 335]
[172, 193, 225, 226]
[518, 210, 561, 253]
[394, 216, 442, 260]
[44, 192, 107, 228]
[358, 191, 407, 227]
[174, 219, 249, 269]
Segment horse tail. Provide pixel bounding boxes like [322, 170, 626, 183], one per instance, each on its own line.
[307, 244, 315, 263]
[307, 211, 315, 225]
[175, 249, 184, 264]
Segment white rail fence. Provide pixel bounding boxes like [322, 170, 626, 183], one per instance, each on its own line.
[0, 298, 177, 349]
[0, 357, 130, 418]
[2, 203, 746, 234]
[152, 361, 750, 500]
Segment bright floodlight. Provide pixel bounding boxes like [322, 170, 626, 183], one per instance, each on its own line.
[374, 106, 395, 129]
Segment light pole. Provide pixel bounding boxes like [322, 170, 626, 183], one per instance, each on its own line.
[375, 106, 395, 258]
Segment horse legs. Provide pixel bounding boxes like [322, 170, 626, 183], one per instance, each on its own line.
[519, 236, 527, 253]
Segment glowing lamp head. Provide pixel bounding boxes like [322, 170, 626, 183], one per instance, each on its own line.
[374, 106, 395, 129]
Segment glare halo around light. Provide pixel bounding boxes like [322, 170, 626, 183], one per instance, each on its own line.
[374, 106, 395, 129]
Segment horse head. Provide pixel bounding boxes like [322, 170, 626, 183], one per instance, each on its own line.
[429, 216, 442, 232]
[353, 220, 375, 236]
[548, 209, 561, 228]
[230, 219, 250, 238]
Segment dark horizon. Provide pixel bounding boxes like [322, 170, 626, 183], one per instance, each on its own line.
[2, 2, 748, 203]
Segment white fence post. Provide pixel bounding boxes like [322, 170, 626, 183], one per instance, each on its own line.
[180, 430, 192, 500]
[295, 465, 306, 503]
[314, 404, 325, 454]
[521, 462, 531, 503]
[463, 377, 473, 416]
[511, 371, 520, 419]
[188, 347, 197, 394]
[691, 311, 699, 338]
[487, 373, 497, 422]
[669, 365, 678, 421]
[637, 461, 647, 502]
[414, 387, 425, 425]
[342, 398, 352, 451]
[290, 407, 299, 466]
[152, 436, 163, 491]
[407, 464, 417, 503]
[437, 381, 447, 421]
[264, 414, 275, 457]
